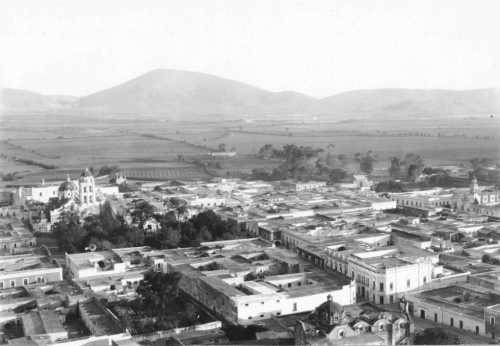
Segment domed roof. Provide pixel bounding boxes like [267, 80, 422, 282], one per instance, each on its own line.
[318, 294, 343, 316]
[59, 181, 77, 192]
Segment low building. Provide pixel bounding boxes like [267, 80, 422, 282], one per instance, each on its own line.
[66, 251, 129, 280]
[0, 254, 62, 289]
[280, 181, 327, 192]
[407, 283, 500, 339]
[79, 297, 125, 336]
[139, 217, 161, 233]
[158, 238, 356, 325]
[0, 218, 36, 255]
[21, 310, 68, 344]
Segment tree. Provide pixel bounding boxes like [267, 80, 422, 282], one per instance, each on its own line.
[329, 168, 348, 183]
[136, 271, 182, 317]
[389, 157, 402, 179]
[257, 144, 277, 159]
[2, 173, 16, 181]
[374, 180, 405, 193]
[403, 153, 425, 181]
[132, 201, 155, 222]
[98, 165, 119, 176]
[51, 211, 86, 253]
[355, 151, 377, 175]
[414, 328, 461, 345]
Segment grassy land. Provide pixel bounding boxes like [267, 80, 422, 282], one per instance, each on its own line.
[1, 114, 499, 181]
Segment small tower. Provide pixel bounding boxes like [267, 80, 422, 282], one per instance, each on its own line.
[78, 168, 96, 205]
[470, 175, 480, 202]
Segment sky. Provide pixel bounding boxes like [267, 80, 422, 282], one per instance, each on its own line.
[0, 0, 499, 98]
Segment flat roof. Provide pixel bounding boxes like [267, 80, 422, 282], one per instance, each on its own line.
[0, 254, 58, 273]
[410, 283, 500, 319]
[22, 310, 65, 336]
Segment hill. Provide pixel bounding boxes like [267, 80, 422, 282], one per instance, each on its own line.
[2, 69, 499, 119]
[317, 88, 500, 119]
[77, 69, 316, 117]
[0, 88, 77, 113]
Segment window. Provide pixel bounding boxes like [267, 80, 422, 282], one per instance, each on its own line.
[459, 321, 463, 329]
[260, 314, 264, 318]
[261, 301, 264, 305]
[10, 280, 15, 288]
[288, 283, 292, 288]
[83, 187, 87, 193]
[379, 282, 384, 292]
[407, 279, 411, 288]
[390, 282, 393, 290]
[23, 278, 28, 285]
[372, 281, 375, 290]
[434, 313, 438, 323]
[476, 326, 480, 335]
[245, 303, 249, 307]
[293, 302, 297, 311]
[351, 271, 354, 279]
[423, 276, 427, 284]
[450, 318, 454, 327]
[380, 296, 384, 304]
[389, 295, 394, 304]
[491, 317, 495, 326]
[0, 282, 3, 289]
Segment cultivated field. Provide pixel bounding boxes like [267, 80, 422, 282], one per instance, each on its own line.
[1, 113, 499, 183]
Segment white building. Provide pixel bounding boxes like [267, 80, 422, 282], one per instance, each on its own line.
[281, 181, 327, 192]
[325, 238, 441, 305]
[0, 254, 63, 289]
[16, 168, 120, 208]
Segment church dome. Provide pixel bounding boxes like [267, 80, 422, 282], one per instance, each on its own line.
[59, 181, 78, 192]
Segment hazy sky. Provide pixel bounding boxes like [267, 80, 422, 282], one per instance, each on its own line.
[1, 0, 499, 97]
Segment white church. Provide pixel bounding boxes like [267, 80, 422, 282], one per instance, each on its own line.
[16, 168, 121, 230]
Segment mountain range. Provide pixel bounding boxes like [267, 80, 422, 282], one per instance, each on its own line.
[1, 69, 499, 119]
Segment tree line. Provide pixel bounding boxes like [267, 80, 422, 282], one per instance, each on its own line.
[51, 201, 246, 253]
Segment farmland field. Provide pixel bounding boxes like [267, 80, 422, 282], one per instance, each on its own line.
[1, 113, 499, 184]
